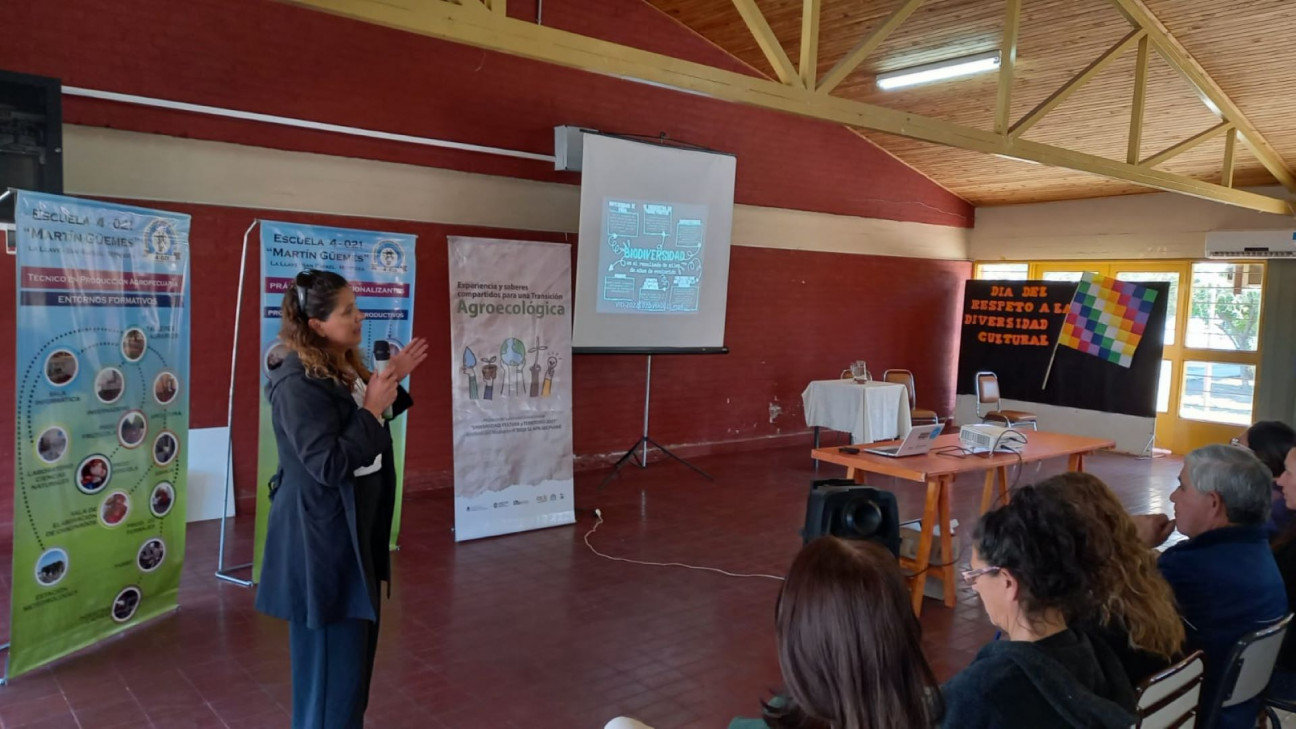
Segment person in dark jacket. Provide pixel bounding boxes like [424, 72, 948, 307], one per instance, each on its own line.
[254, 269, 428, 729]
[944, 485, 1136, 729]
[1133, 444, 1288, 729]
[1236, 421, 1296, 538]
[1267, 444, 1296, 698]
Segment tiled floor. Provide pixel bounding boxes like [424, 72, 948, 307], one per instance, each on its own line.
[0, 444, 1260, 728]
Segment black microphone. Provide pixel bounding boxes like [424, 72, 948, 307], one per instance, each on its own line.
[372, 341, 393, 419]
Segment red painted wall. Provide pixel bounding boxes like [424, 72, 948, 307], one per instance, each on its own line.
[0, 0, 971, 228]
[0, 0, 975, 519]
[0, 202, 970, 519]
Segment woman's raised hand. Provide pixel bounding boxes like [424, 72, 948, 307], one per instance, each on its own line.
[389, 338, 430, 381]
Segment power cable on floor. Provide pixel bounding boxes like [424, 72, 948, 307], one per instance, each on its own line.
[583, 509, 785, 582]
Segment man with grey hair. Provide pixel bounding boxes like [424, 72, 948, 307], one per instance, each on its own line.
[1134, 444, 1287, 729]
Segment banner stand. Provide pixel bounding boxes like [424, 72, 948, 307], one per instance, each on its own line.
[7, 192, 192, 677]
[2, 189, 13, 258]
[449, 237, 576, 541]
[214, 220, 258, 588]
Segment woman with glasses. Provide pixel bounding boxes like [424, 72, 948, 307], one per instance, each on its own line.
[942, 485, 1136, 729]
[1234, 421, 1296, 538]
[1035, 473, 1184, 686]
[255, 269, 428, 729]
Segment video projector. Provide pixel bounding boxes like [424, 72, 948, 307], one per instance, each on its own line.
[959, 424, 1028, 455]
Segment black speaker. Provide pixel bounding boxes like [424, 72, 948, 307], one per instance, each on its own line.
[1, 69, 63, 223]
[801, 479, 901, 557]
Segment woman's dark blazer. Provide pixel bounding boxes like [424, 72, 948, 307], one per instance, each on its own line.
[254, 351, 412, 629]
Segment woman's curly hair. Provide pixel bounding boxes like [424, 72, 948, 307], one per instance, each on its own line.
[279, 269, 369, 389]
[1034, 472, 1185, 659]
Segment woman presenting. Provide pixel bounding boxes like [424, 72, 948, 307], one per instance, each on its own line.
[255, 269, 428, 729]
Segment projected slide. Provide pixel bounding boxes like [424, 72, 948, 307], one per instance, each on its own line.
[597, 198, 707, 314]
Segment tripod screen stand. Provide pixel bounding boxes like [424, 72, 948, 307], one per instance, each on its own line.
[599, 354, 714, 489]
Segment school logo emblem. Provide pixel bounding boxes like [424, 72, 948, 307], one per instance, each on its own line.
[142, 219, 180, 261]
[372, 240, 407, 274]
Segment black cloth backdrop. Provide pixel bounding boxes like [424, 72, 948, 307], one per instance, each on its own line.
[955, 280, 1169, 418]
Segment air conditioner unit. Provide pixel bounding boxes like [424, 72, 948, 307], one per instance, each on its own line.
[1205, 230, 1296, 259]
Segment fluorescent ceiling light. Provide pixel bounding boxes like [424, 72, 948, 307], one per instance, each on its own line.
[991, 153, 1042, 165]
[877, 51, 1001, 90]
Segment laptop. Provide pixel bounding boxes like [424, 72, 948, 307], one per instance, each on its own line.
[863, 424, 944, 458]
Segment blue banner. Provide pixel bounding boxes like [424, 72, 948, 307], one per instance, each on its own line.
[9, 192, 191, 678]
[252, 221, 417, 580]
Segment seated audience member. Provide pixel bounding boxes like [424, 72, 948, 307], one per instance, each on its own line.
[943, 485, 1135, 729]
[1036, 473, 1185, 685]
[1268, 445, 1296, 696]
[1236, 421, 1296, 538]
[1133, 444, 1288, 729]
[730, 536, 942, 729]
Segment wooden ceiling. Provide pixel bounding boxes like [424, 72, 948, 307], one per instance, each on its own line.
[645, 0, 1295, 206]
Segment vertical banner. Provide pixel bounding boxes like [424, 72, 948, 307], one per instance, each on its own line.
[252, 222, 417, 580]
[9, 192, 190, 678]
[449, 237, 575, 541]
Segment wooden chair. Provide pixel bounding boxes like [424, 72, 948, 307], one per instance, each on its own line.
[975, 371, 1038, 430]
[1132, 650, 1204, 728]
[881, 369, 941, 427]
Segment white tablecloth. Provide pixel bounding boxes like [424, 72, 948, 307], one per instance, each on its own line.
[801, 379, 912, 444]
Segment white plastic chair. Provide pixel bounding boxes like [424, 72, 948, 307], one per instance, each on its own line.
[1201, 613, 1292, 729]
[1132, 650, 1204, 728]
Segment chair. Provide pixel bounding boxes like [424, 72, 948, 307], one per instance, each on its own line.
[1199, 613, 1292, 729]
[974, 371, 1038, 430]
[881, 369, 941, 427]
[1132, 650, 1204, 728]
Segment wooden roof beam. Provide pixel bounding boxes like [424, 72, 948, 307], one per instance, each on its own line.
[731, 0, 802, 88]
[1108, 0, 1296, 192]
[1140, 122, 1233, 168]
[1222, 128, 1237, 188]
[799, 0, 821, 90]
[817, 0, 925, 96]
[279, 0, 1295, 216]
[1010, 29, 1145, 140]
[1126, 35, 1149, 165]
[994, 0, 1021, 136]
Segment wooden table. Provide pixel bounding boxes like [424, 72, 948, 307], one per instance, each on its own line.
[811, 430, 1116, 616]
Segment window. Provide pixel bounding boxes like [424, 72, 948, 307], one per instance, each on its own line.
[1157, 360, 1171, 413]
[976, 263, 1029, 280]
[1041, 271, 1091, 282]
[1179, 361, 1255, 425]
[1117, 272, 1179, 346]
[1186, 262, 1264, 351]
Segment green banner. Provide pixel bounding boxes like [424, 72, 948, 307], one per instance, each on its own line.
[8, 192, 190, 678]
